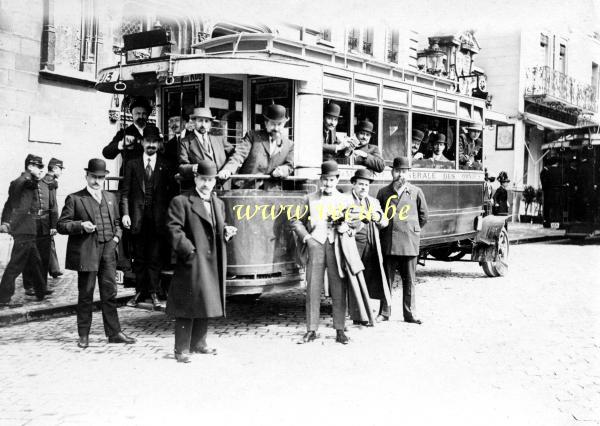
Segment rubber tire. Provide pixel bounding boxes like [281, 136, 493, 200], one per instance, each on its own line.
[481, 227, 509, 277]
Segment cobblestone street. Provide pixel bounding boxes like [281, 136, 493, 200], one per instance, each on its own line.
[0, 240, 598, 425]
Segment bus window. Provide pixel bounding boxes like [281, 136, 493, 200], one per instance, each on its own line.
[354, 104, 379, 134]
[323, 98, 351, 139]
[162, 83, 202, 138]
[208, 76, 243, 146]
[412, 113, 456, 169]
[251, 78, 294, 140]
[458, 122, 484, 170]
[382, 108, 408, 166]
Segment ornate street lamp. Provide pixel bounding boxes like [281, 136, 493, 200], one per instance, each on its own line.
[417, 38, 448, 76]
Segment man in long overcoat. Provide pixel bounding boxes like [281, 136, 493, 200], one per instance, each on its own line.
[166, 160, 237, 363]
[376, 156, 428, 324]
[57, 159, 135, 348]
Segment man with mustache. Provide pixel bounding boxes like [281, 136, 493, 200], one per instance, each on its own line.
[322, 101, 352, 162]
[58, 159, 135, 348]
[235, 103, 294, 188]
[103, 97, 151, 172]
[376, 157, 428, 324]
[350, 118, 385, 173]
[179, 107, 247, 183]
[120, 126, 175, 309]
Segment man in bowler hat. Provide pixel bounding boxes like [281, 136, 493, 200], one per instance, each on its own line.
[350, 118, 385, 173]
[179, 107, 247, 182]
[322, 102, 353, 161]
[291, 161, 353, 344]
[0, 154, 55, 306]
[166, 160, 237, 363]
[376, 157, 428, 324]
[57, 159, 135, 348]
[103, 97, 152, 170]
[121, 126, 175, 308]
[235, 103, 294, 187]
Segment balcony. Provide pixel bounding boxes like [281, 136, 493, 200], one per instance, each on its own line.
[524, 66, 597, 113]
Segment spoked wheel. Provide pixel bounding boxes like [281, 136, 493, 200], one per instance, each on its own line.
[481, 227, 509, 277]
[429, 247, 468, 261]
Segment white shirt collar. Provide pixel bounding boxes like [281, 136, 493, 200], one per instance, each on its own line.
[86, 186, 102, 198]
[195, 188, 211, 201]
[143, 153, 156, 170]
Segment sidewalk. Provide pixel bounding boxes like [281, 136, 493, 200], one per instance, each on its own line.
[0, 222, 566, 327]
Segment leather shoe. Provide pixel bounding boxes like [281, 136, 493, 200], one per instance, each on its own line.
[336, 330, 350, 345]
[151, 293, 164, 309]
[108, 332, 136, 344]
[405, 318, 422, 325]
[50, 272, 63, 278]
[77, 335, 89, 349]
[25, 289, 36, 296]
[174, 351, 191, 363]
[376, 314, 389, 322]
[191, 346, 217, 355]
[126, 292, 141, 307]
[299, 331, 317, 344]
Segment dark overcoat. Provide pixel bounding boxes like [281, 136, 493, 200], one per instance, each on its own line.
[237, 130, 294, 176]
[102, 124, 144, 164]
[57, 189, 122, 271]
[119, 154, 175, 235]
[376, 182, 428, 257]
[353, 144, 385, 173]
[166, 192, 227, 319]
[178, 132, 246, 175]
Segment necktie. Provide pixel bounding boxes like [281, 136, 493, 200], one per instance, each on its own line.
[145, 158, 153, 180]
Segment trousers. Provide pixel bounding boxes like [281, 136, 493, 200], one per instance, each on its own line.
[174, 317, 208, 354]
[305, 240, 347, 331]
[76, 240, 121, 337]
[132, 209, 162, 294]
[382, 255, 417, 320]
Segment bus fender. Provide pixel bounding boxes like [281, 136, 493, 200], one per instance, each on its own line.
[472, 215, 509, 261]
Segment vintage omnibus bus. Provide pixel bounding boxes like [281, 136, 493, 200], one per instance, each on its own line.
[96, 31, 510, 297]
[541, 125, 599, 238]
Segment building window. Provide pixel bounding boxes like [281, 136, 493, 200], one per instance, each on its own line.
[539, 33, 550, 67]
[42, 0, 100, 77]
[362, 28, 373, 55]
[321, 28, 331, 42]
[348, 28, 360, 51]
[347, 27, 373, 55]
[387, 29, 399, 63]
[558, 43, 567, 74]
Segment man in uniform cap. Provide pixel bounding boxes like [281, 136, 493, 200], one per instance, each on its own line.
[166, 160, 237, 362]
[58, 158, 135, 348]
[411, 129, 427, 160]
[23, 158, 64, 293]
[0, 155, 56, 306]
[102, 97, 152, 171]
[291, 161, 353, 344]
[459, 124, 483, 168]
[121, 125, 175, 309]
[349, 119, 385, 173]
[322, 102, 353, 161]
[376, 157, 428, 324]
[346, 168, 388, 325]
[179, 107, 248, 182]
[234, 103, 294, 187]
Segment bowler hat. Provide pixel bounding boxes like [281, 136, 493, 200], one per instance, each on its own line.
[392, 156, 411, 170]
[432, 133, 447, 144]
[412, 129, 425, 141]
[190, 107, 215, 120]
[466, 123, 483, 132]
[497, 171, 510, 183]
[48, 158, 64, 169]
[263, 103, 289, 122]
[320, 160, 340, 177]
[350, 168, 374, 183]
[85, 158, 109, 176]
[324, 102, 342, 118]
[142, 125, 163, 142]
[25, 154, 44, 168]
[195, 160, 217, 178]
[355, 119, 375, 134]
[129, 97, 152, 113]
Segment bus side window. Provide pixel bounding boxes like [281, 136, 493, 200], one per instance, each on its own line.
[382, 108, 408, 167]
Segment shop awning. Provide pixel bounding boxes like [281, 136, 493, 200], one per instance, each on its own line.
[523, 113, 574, 131]
[485, 109, 510, 125]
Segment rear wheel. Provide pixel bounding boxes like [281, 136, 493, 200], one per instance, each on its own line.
[481, 227, 509, 277]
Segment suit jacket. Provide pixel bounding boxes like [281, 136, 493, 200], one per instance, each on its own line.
[178, 131, 246, 175]
[322, 129, 347, 162]
[120, 154, 175, 235]
[102, 124, 145, 165]
[1, 172, 57, 236]
[376, 182, 428, 257]
[57, 189, 123, 271]
[237, 130, 294, 176]
[166, 192, 227, 319]
[353, 144, 385, 173]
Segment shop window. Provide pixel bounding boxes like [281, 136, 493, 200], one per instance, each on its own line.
[412, 113, 457, 169]
[458, 121, 483, 170]
[382, 109, 408, 166]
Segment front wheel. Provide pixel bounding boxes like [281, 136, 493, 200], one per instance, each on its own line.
[480, 227, 509, 277]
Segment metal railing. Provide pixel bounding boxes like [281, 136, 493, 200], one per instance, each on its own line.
[524, 66, 598, 113]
